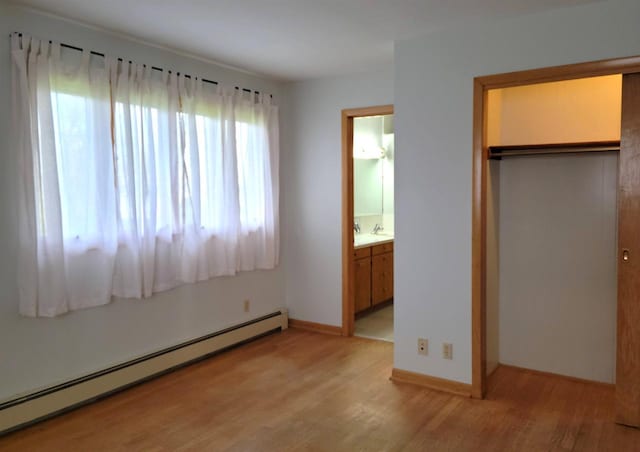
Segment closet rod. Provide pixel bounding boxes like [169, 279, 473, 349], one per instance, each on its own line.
[488, 140, 620, 159]
[12, 32, 271, 98]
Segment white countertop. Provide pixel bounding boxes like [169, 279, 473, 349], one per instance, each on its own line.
[354, 233, 394, 249]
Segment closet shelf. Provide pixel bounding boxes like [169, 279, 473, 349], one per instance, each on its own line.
[488, 140, 620, 159]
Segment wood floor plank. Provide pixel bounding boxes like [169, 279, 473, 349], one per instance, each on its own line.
[0, 329, 638, 451]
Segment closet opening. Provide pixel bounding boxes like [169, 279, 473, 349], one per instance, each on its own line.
[484, 75, 621, 392]
[472, 55, 640, 428]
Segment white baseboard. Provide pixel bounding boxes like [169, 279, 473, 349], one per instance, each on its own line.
[0, 309, 288, 434]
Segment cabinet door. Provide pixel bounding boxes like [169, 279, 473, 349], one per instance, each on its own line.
[372, 252, 393, 306]
[354, 257, 372, 313]
[616, 72, 640, 427]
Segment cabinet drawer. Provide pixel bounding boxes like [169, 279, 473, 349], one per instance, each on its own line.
[372, 242, 393, 256]
[353, 247, 371, 260]
[372, 252, 393, 306]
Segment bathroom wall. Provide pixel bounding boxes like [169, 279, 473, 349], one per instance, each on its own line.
[382, 118, 395, 234]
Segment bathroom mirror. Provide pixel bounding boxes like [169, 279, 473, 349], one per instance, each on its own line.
[354, 159, 383, 216]
[353, 114, 394, 225]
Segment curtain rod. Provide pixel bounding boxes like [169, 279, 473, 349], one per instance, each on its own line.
[13, 32, 271, 98]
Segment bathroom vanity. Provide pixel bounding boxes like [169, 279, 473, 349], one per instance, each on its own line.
[353, 238, 393, 314]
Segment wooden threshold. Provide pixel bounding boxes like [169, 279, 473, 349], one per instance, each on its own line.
[288, 319, 343, 336]
[391, 368, 472, 397]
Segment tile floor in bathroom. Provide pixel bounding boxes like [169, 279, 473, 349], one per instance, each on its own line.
[354, 303, 393, 342]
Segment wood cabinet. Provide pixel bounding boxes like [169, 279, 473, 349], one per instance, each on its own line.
[353, 241, 393, 313]
[354, 256, 372, 313]
[372, 252, 393, 306]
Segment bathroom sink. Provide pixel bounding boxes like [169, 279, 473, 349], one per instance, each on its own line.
[354, 233, 394, 248]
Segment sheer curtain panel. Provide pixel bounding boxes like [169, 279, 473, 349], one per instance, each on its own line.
[11, 34, 279, 317]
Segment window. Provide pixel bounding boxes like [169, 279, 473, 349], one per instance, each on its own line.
[13, 35, 279, 317]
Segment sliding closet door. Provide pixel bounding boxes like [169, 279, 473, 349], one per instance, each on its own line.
[617, 72, 640, 428]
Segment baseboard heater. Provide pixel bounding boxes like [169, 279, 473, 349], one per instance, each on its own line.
[0, 309, 288, 435]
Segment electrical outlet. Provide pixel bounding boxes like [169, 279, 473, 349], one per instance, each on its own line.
[442, 343, 453, 360]
[243, 299, 250, 313]
[417, 338, 428, 356]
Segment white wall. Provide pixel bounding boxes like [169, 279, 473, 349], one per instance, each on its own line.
[394, 0, 640, 384]
[499, 154, 618, 383]
[488, 75, 622, 146]
[0, 5, 286, 401]
[283, 70, 393, 325]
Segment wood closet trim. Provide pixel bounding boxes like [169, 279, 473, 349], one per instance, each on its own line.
[471, 55, 640, 400]
[476, 55, 640, 89]
[616, 73, 640, 427]
[342, 105, 393, 336]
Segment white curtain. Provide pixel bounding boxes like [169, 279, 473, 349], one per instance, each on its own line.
[11, 34, 279, 317]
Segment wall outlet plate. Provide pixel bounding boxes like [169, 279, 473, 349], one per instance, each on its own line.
[417, 338, 428, 356]
[442, 343, 453, 360]
[243, 299, 250, 313]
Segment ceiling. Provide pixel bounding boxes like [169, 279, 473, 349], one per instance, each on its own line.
[12, 0, 602, 81]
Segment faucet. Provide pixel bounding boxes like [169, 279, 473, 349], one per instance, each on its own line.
[372, 223, 383, 234]
[354, 220, 361, 234]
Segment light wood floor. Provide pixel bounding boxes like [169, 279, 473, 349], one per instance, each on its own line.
[1, 329, 639, 451]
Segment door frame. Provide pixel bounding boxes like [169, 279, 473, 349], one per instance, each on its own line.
[471, 56, 640, 399]
[342, 104, 394, 336]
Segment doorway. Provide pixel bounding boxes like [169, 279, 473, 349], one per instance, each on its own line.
[472, 55, 640, 427]
[341, 105, 394, 340]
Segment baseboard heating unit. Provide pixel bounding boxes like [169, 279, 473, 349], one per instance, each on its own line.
[0, 309, 288, 435]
